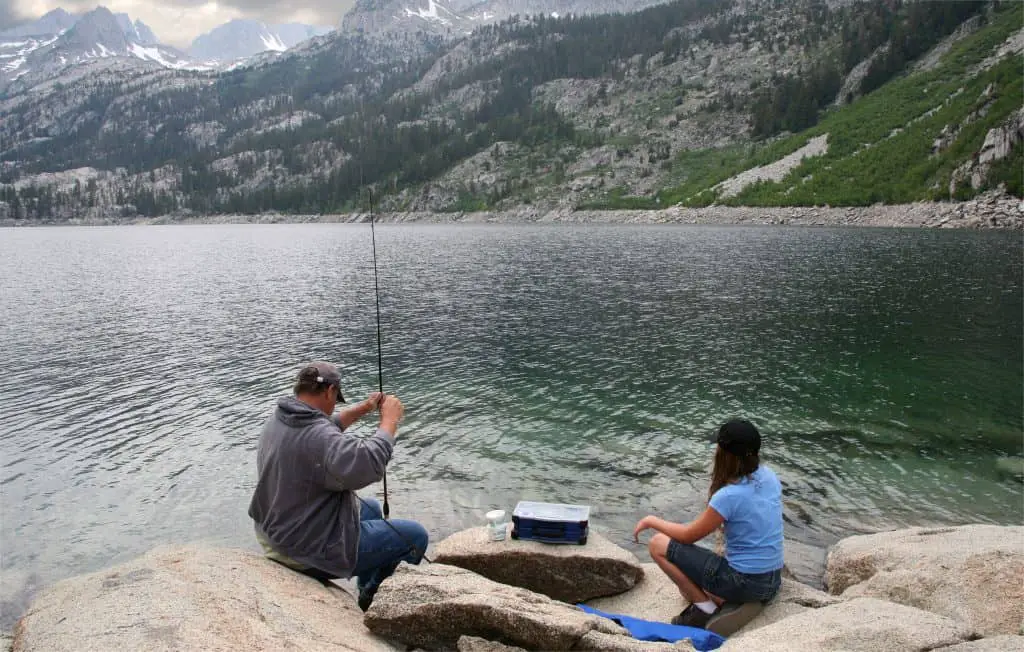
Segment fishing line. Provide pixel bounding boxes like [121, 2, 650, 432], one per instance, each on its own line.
[368, 187, 390, 521]
[356, 97, 390, 521]
[350, 102, 431, 564]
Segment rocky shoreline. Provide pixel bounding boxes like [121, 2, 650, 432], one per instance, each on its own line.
[7, 524, 1023, 651]
[2, 194, 1023, 229]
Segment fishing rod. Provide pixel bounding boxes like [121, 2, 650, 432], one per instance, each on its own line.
[357, 186, 434, 564]
[355, 109, 390, 520]
[353, 111, 431, 564]
[368, 187, 390, 521]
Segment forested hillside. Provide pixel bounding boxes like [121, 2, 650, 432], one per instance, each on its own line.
[0, 0, 1020, 221]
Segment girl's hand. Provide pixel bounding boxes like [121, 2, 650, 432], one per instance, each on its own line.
[633, 516, 655, 542]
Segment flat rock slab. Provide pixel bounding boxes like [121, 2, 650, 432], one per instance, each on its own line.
[364, 563, 695, 651]
[12, 545, 399, 652]
[584, 563, 685, 623]
[458, 636, 528, 652]
[772, 577, 841, 609]
[826, 525, 1024, 636]
[723, 579, 841, 639]
[719, 597, 976, 652]
[783, 539, 827, 588]
[736, 602, 809, 634]
[433, 526, 643, 603]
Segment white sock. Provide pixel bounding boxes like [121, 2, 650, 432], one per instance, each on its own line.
[695, 600, 717, 614]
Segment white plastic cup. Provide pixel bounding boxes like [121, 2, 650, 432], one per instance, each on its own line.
[486, 509, 507, 542]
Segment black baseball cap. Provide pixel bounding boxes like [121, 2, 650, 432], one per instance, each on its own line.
[710, 419, 761, 457]
[298, 362, 345, 402]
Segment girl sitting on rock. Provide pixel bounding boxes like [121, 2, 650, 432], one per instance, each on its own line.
[633, 418, 784, 632]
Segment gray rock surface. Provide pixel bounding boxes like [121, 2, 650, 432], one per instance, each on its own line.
[457, 636, 528, 652]
[719, 597, 976, 652]
[939, 636, 1024, 651]
[724, 578, 841, 640]
[432, 525, 644, 603]
[735, 601, 809, 633]
[773, 577, 841, 609]
[584, 563, 685, 623]
[782, 539, 828, 588]
[12, 545, 399, 652]
[826, 525, 1024, 636]
[363, 563, 695, 651]
[715, 135, 829, 198]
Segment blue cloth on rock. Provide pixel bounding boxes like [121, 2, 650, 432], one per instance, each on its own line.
[576, 605, 726, 651]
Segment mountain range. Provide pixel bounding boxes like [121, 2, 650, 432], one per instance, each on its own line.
[188, 20, 335, 62]
[0, 0, 1021, 222]
[0, 0, 678, 83]
[0, 6, 192, 84]
[0, 7, 334, 84]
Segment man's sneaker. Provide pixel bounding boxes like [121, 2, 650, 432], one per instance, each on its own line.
[357, 588, 375, 612]
[705, 602, 765, 636]
[670, 603, 716, 629]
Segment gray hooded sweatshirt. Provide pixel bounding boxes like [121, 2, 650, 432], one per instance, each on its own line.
[247, 396, 394, 578]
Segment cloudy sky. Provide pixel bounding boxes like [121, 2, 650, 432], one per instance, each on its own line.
[0, 0, 355, 47]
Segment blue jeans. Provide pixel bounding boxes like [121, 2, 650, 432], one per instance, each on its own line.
[352, 497, 428, 598]
[666, 540, 782, 604]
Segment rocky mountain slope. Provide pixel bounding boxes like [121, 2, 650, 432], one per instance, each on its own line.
[189, 20, 334, 62]
[340, 0, 672, 38]
[0, 0, 1020, 222]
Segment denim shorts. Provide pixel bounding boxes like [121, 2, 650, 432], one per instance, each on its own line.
[666, 540, 782, 604]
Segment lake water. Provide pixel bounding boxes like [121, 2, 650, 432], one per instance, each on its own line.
[1, 224, 1021, 626]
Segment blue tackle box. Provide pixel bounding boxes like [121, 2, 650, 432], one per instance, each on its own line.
[511, 501, 590, 545]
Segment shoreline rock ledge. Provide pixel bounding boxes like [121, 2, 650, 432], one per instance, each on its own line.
[9, 523, 1024, 651]
[825, 524, 1024, 636]
[10, 545, 400, 652]
[432, 526, 644, 603]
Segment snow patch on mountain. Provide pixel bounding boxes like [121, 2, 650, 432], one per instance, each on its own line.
[0, 34, 61, 72]
[3, 56, 26, 72]
[403, 0, 458, 25]
[259, 32, 288, 52]
[128, 43, 194, 69]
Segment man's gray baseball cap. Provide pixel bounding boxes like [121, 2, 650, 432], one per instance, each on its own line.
[297, 362, 345, 402]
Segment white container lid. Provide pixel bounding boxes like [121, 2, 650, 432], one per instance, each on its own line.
[512, 501, 591, 522]
[486, 509, 506, 521]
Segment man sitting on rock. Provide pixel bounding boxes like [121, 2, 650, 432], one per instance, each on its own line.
[248, 362, 429, 610]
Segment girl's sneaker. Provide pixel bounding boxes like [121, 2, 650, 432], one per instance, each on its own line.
[670, 604, 715, 629]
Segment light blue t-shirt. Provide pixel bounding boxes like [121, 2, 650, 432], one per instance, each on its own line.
[708, 465, 784, 574]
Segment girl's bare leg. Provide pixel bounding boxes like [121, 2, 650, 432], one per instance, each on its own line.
[649, 533, 714, 604]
